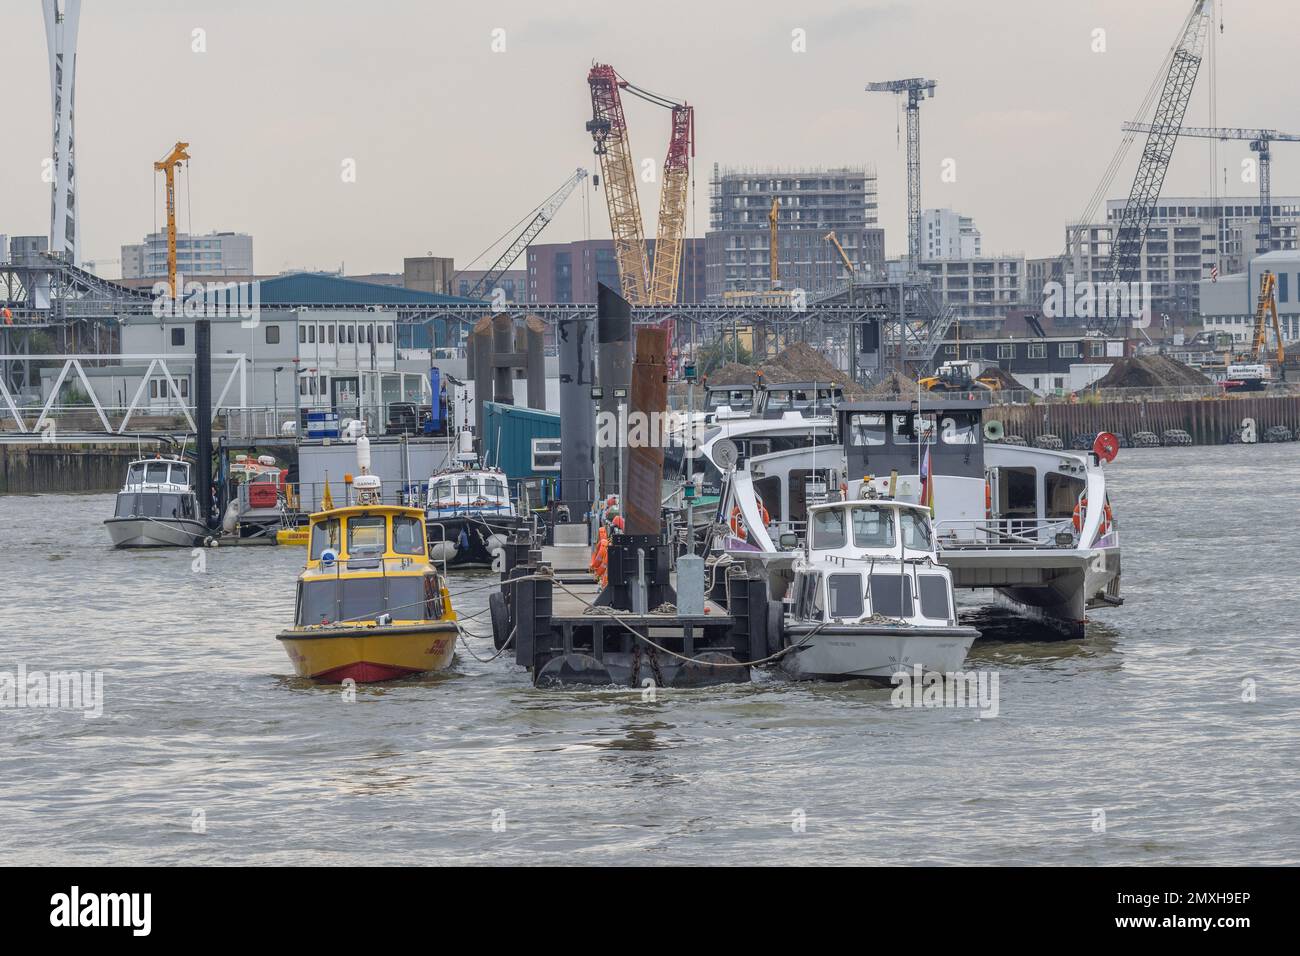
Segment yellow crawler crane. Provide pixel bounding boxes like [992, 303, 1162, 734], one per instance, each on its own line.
[1248, 270, 1285, 368]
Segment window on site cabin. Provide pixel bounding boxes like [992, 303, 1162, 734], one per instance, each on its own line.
[851, 507, 895, 548]
[1045, 472, 1086, 519]
[265, 325, 280, 345]
[848, 412, 887, 446]
[299, 326, 307, 344]
[899, 510, 932, 550]
[348, 326, 356, 344]
[869, 574, 913, 618]
[810, 508, 846, 549]
[347, 516, 387, 556]
[309, 518, 341, 559]
[170, 327, 185, 346]
[308, 325, 316, 344]
[827, 573, 864, 619]
[327, 325, 335, 344]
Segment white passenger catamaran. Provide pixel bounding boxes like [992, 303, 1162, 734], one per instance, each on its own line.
[712, 398, 1122, 639]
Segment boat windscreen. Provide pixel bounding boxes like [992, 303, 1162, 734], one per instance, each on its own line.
[392, 516, 425, 556]
[851, 507, 896, 548]
[347, 516, 386, 556]
[899, 511, 932, 549]
[827, 573, 864, 619]
[810, 509, 846, 549]
[869, 574, 914, 618]
[918, 575, 951, 620]
[310, 518, 341, 559]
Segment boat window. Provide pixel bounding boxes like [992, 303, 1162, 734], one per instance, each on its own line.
[810, 509, 846, 549]
[455, 476, 479, 498]
[869, 574, 913, 618]
[431, 478, 453, 501]
[297, 581, 339, 625]
[899, 511, 933, 550]
[851, 507, 896, 548]
[765, 390, 792, 411]
[940, 415, 979, 444]
[827, 573, 865, 619]
[1045, 473, 1086, 519]
[347, 516, 387, 556]
[392, 516, 425, 556]
[996, 467, 1037, 517]
[892, 413, 937, 445]
[169, 463, 189, 486]
[386, 576, 426, 620]
[848, 412, 887, 446]
[145, 461, 170, 483]
[482, 477, 507, 498]
[115, 494, 137, 518]
[706, 389, 753, 411]
[310, 518, 341, 559]
[127, 463, 146, 486]
[918, 575, 951, 620]
[339, 577, 386, 622]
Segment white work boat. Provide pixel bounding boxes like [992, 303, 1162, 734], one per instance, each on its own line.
[781, 498, 979, 681]
[104, 456, 207, 548]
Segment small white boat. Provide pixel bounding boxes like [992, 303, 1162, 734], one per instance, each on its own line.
[104, 456, 207, 548]
[780, 498, 979, 682]
[424, 430, 522, 568]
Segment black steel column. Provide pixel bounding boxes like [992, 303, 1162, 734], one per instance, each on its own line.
[195, 317, 214, 530]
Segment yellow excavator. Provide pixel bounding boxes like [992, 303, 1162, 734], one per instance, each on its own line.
[1225, 270, 1287, 391]
[919, 360, 1004, 393]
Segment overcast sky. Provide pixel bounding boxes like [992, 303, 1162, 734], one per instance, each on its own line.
[1, 0, 1294, 277]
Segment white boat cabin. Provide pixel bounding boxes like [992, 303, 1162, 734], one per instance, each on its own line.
[790, 500, 959, 627]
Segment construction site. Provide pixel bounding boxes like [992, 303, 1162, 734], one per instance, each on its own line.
[2, 0, 1298, 459]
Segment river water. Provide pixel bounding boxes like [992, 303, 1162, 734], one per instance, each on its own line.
[1, 443, 1297, 866]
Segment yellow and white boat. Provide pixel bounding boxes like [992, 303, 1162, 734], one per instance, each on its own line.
[276, 441, 458, 683]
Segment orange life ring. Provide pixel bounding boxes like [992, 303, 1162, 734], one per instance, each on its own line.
[1072, 496, 1086, 532]
[755, 496, 771, 527]
[729, 505, 747, 540]
[984, 480, 992, 518]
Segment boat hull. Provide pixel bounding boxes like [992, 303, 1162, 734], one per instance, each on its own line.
[104, 517, 207, 549]
[276, 622, 459, 683]
[426, 514, 522, 568]
[780, 623, 979, 682]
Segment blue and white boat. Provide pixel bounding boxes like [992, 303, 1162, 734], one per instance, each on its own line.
[424, 432, 523, 568]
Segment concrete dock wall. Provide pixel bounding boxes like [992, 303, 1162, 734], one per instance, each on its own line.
[0, 442, 167, 495]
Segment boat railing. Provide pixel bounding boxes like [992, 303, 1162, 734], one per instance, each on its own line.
[934, 517, 1076, 549]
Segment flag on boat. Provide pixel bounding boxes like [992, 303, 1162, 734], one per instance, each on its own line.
[919, 444, 935, 513]
[322, 479, 334, 511]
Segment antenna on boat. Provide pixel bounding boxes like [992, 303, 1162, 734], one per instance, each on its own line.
[353, 430, 382, 506]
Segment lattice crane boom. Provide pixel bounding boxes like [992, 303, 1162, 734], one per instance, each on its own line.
[647, 102, 693, 305]
[463, 168, 588, 302]
[1100, 0, 1213, 337]
[586, 64, 651, 306]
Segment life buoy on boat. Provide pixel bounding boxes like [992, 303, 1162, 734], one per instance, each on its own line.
[756, 496, 771, 527]
[729, 505, 747, 541]
[1072, 496, 1086, 532]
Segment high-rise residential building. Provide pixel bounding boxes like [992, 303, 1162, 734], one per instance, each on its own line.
[527, 238, 705, 303]
[705, 165, 885, 298]
[916, 255, 1025, 330]
[921, 208, 981, 260]
[42, 0, 81, 265]
[120, 231, 254, 279]
[1061, 196, 1300, 320]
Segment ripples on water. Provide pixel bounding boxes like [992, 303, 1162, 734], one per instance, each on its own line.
[1, 444, 1297, 865]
